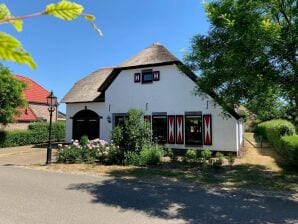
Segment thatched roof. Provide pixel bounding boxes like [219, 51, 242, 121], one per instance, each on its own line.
[61, 43, 179, 104]
[61, 68, 113, 103]
[119, 42, 179, 68]
[60, 43, 241, 119]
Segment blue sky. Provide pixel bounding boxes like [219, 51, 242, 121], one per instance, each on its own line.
[2, 0, 209, 112]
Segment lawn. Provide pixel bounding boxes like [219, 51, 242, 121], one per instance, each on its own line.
[33, 133, 298, 194]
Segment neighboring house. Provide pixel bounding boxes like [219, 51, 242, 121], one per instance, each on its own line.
[57, 111, 66, 122]
[62, 43, 244, 152]
[0, 75, 58, 131]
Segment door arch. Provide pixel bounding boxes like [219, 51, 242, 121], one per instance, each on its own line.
[72, 110, 100, 141]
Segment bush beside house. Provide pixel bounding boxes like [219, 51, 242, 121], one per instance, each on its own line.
[256, 119, 298, 166]
[0, 122, 65, 148]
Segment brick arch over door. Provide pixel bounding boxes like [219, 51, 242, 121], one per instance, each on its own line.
[72, 110, 100, 141]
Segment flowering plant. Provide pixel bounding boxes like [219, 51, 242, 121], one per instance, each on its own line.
[56, 137, 109, 163]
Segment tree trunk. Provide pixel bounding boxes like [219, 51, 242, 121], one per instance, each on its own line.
[295, 93, 298, 130]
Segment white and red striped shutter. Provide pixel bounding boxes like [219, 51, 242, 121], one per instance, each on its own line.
[175, 115, 184, 144]
[168, 115, 175, 144]
[203, 115, 212, 145]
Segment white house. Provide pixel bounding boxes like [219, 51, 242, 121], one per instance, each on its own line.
[61, 43, 244, 152]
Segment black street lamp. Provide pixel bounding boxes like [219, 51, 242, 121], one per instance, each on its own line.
[46, 91, 57, 165]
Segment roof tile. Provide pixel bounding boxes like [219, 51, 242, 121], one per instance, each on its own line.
[15, 75, 50, 104]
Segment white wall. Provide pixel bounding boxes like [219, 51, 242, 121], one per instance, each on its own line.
[65, 102, 108, 142]
[104, 65, 239, 151]
[65, 64, 242, 151]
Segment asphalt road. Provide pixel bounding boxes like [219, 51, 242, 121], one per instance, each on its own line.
[0, 166, 297, 224]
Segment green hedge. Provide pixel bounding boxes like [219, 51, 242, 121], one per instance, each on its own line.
[0, 122, 65, 148]
[256, 119, 297, 166]
[280, 135, 298, 166]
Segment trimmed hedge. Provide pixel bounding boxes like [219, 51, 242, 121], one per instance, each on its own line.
[256, 119, 297, 166]
[280, 135, 298, 166]
[0, 122, 65, 148]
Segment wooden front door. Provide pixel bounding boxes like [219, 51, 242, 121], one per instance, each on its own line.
[73, 110, 100, 141]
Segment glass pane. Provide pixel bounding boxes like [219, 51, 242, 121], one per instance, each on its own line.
[152, 116, 167, 144]
[115, 116, 125, 127]
[142, 72, 153, 83]
[185, 116, 202, 145]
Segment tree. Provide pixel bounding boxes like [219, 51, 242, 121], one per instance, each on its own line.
[245, 87, 287, 121]
[185, 0, 297, 126]
[0, 0, 101, 69]
[0, 64, 26, 124]
[0, 1, 101, 124]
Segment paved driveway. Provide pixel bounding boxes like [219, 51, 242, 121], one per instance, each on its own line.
[0, 166, 297, 224]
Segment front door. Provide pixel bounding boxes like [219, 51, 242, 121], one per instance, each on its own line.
[72, 110, 100, 141]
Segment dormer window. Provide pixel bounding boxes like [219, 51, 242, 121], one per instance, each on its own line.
[142, 69, 153, 84]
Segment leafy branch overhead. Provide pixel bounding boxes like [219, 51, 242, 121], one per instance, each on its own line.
[0, 0, 102, 69]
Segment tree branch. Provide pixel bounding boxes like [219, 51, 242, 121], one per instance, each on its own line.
[0, 12, 45, 24]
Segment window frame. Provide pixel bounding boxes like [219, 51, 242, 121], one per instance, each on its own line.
[184, 112, 203, 146]
[141, 69, 153, 84]
[152, 113, 168, 144]
[112, 113, 127, 127]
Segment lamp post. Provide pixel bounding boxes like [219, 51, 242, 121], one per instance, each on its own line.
[46, 91, 57, 165]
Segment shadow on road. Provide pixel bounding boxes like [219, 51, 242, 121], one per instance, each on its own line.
[67, 171, 298, 224]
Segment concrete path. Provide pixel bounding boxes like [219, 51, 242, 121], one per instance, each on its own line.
[0, 166, 297, 224]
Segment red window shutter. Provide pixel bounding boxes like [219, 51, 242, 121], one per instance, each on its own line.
[134, 73, 141, 83]
[203, 114, 212, 145]
[168, 115, 175, 144]
[175, 115, 184, 144]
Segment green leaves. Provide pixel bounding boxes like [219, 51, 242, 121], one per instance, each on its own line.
[0, 3, 10, 19]
[0, 3, 23, 32]
[45, 0, 83, 20]
[84, 14, 95, 21]
[0, 32, 36, 69]
[11, 20, 23, 32]
[0, 1, 101, 69]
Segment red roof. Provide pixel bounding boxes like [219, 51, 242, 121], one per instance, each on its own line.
[15, 107, 37, 122]
[15, 75, 50, 104]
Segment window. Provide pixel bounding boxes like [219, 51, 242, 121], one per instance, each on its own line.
[185, 114, 203, 145]
[113, 114, 126, 127]
[152, 115, 167, 144]
[142, 69, 153, 84]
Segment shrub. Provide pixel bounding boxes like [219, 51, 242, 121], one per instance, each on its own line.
[185, 149, 197, 162]
[111, 109, 152, 153]
[201, 149, 212, 161]
[163, 147, 178, 162]
[106, 144, 123, 165]
[56, 145, 82, 163]
[256, 119, 297, 165]
[0, 122, 65, 148]
[256, 119, 295, 149]
[280, 135, 298, 166]
[213, 152, 224, 169]
[29, 122, 65, 142]
[227, 152, 236, 167]
[139, 145, 163, 166]
[80, 135, 89, 147]
[56, 138, 108, 164]
[124, 151, 140, 166]
[110, 126, 123, 146]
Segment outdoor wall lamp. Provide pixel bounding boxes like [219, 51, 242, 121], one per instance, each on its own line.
[46, 91, 57, 165]
[107, 115, 111, 123]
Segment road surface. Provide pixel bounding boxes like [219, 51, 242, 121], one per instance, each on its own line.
[0, 166, 297, 224]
